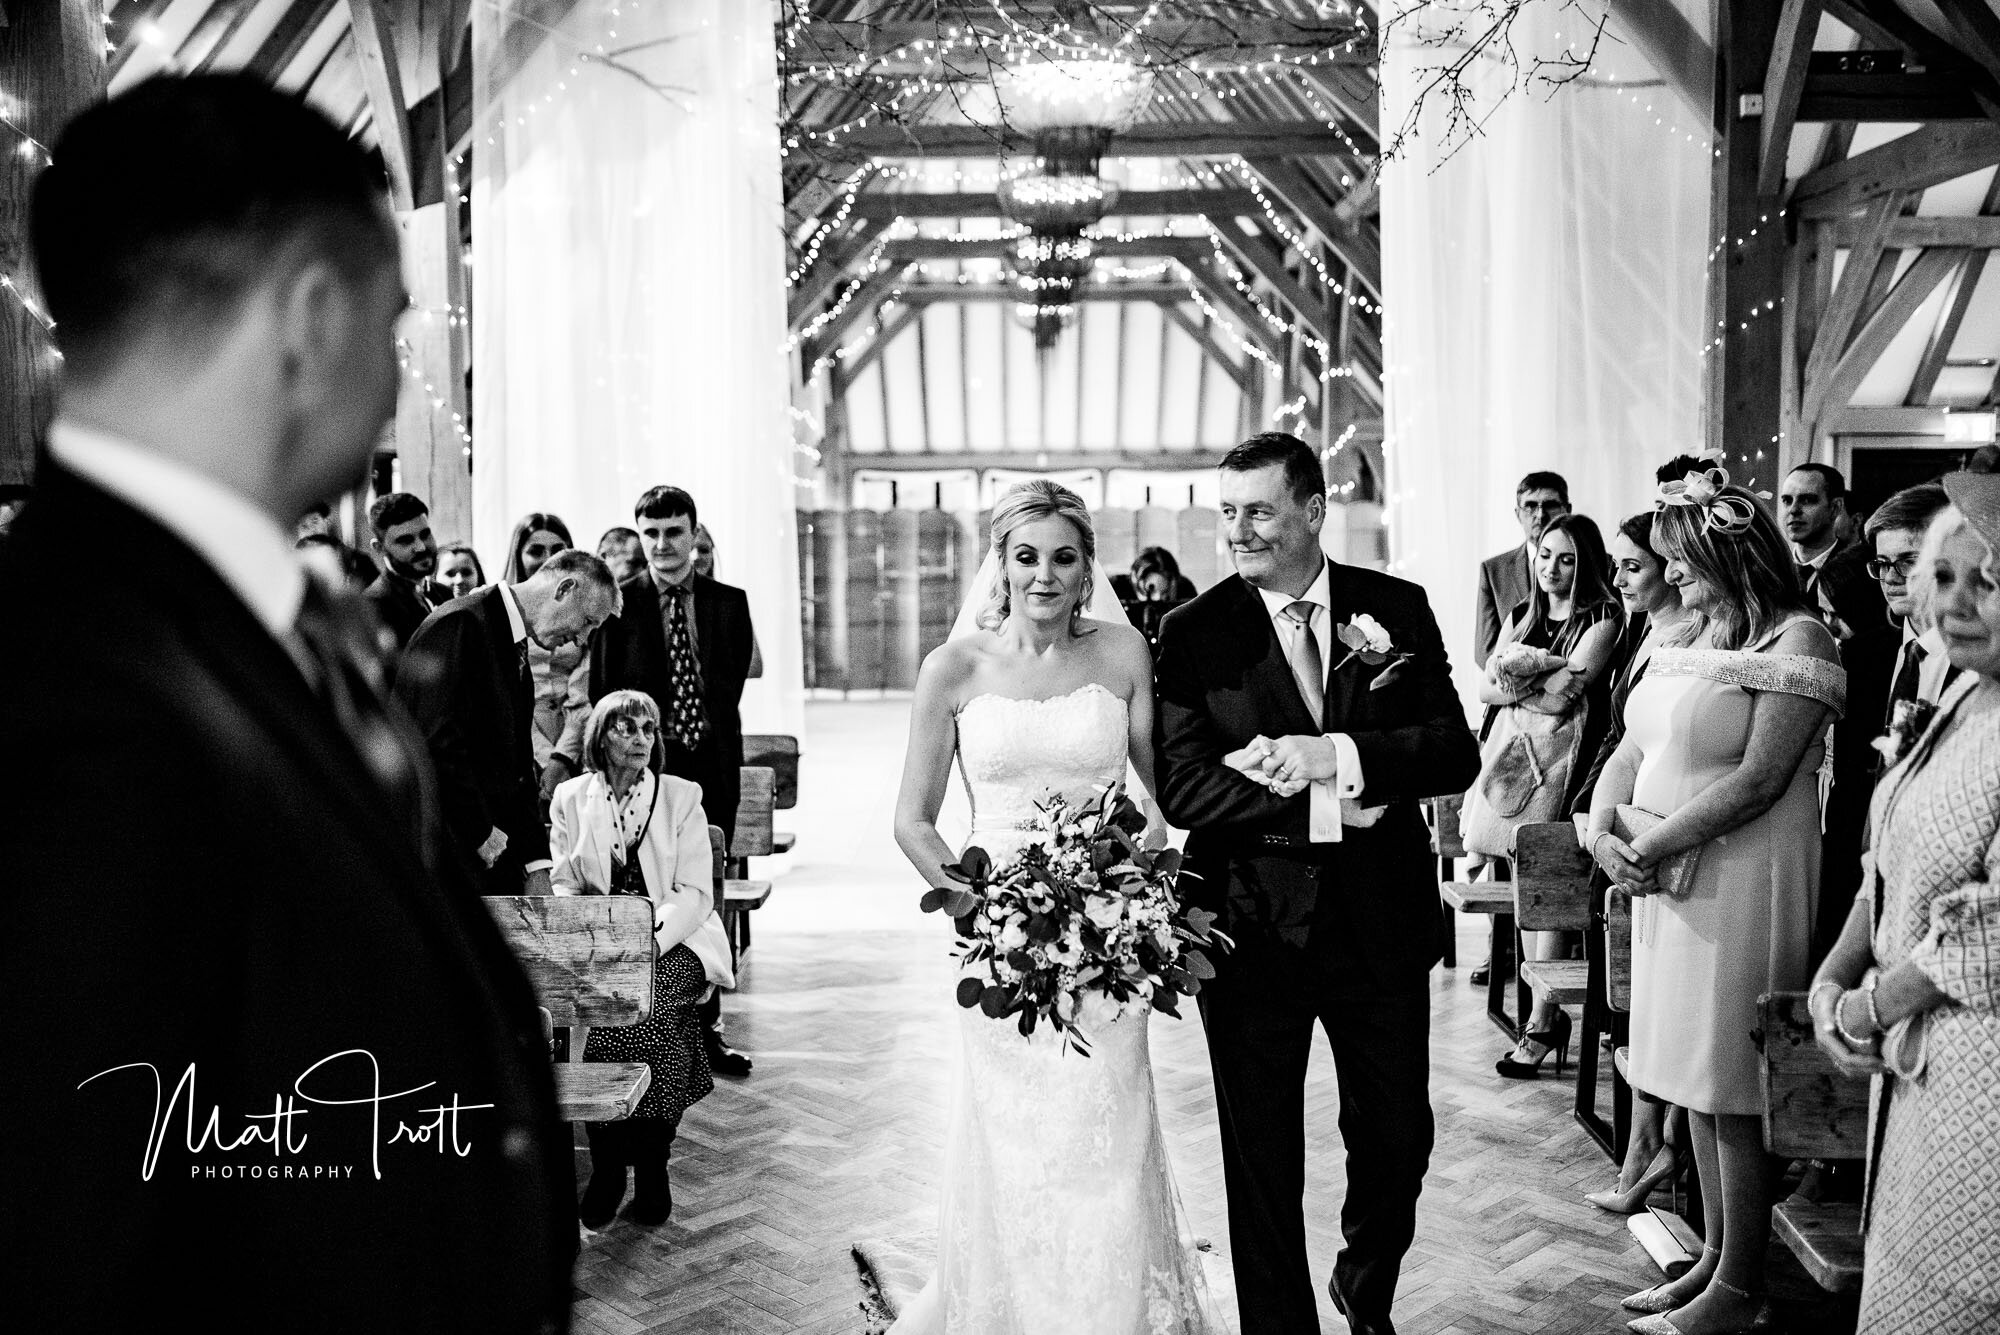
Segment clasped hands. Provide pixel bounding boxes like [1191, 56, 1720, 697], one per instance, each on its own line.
[1808, 980, 1887, 1078]
[1589, 830, 1660, 897]
[1223, 734, 1337, 797]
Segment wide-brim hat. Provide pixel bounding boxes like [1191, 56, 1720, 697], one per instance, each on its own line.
[1943, 471, 2000, 555]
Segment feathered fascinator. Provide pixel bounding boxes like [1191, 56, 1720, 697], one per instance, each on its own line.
[1655, 450, 1767, 536]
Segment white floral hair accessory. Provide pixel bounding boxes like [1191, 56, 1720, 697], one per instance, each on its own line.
[1655, 449, 1766, 537]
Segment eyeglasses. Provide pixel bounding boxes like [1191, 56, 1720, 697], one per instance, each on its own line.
[1517, 500, 1568, 516]
[1866, 554, 1920, 580]
[608, 719, 659, 740]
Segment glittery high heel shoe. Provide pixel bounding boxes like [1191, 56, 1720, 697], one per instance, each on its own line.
[1625, 1276, 1773, 1334]
[1621, 1247, 1714, 1313]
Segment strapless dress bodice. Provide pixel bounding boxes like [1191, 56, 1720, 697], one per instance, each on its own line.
[955, 682, 1128, 860]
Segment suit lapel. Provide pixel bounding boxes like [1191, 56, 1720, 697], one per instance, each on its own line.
[477, 588, 531, 774]
[690, 574, 720, 676]
[1323, 562, 1364, 731]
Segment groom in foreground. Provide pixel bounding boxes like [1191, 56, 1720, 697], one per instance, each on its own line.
[1156, 433, 1479, 1334]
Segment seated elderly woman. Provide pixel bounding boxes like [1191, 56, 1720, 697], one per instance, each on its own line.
[1810, 473, 2000, 1335]
[551, 689, 734, 1229]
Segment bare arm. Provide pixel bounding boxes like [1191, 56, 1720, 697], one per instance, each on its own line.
[894, 647, 967, 890]
[1515, 618, 1619, 714]
[1628, 623, 1838, 867]
[1475, 611, 1527, 707]
[1106, 624, 1167, 842]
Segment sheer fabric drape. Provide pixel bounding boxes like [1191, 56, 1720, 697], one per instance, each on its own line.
[1378, 0, 1712, 705]
[472, 0, 801, 737]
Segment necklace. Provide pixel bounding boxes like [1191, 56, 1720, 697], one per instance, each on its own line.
[609, 770, 652, 855]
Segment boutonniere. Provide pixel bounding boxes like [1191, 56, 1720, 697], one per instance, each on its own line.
[1872, 698, 1938, 769]
[1334, 613, 1413, 691]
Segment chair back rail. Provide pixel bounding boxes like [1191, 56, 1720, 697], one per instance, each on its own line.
[733, 765, 777, 859]
[483, 895, 655, 1028]
[743, 734, 800, 809]
[1512, 822, 1594, 931]
[1758, 991, 1871, 1159]
[1605, 890, 1633, 1012]
[1428, 793, 1466, 859]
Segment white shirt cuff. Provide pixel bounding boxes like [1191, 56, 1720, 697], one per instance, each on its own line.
[523, 859, 554, 874]
[1308, 734, 1366, 843]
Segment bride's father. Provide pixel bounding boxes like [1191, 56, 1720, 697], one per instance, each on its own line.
[1155, 433, 1478, 1334]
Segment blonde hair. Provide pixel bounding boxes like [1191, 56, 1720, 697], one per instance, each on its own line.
[1652, 485, 1814, 650]
[978, 480, 1097, 632]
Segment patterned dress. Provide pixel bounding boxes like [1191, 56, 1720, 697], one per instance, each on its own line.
[1622, 620, 1846, 1114]
[1857, 679, 2000, 1334]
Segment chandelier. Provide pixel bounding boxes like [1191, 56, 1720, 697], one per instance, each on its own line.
[994, 59, 1154, 351]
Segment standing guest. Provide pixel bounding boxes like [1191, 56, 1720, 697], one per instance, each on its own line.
[294, 498, 334, 540]
[1579, 508, 1695, 1214]
[1810, 476, 2000, 1335]
[1132, 545, 1199, 602]
[598, 525, 643, 584]
[553, 691, 734, 1229]
[1589, 473, 1844, 1335]
[1476, 471, 1570, 668]
[1867, 483, 1958, 728]
[296, 531, 384, 590]
[503, 513, 591, 813]
[1476, 513, 1623, 1078]
[437, 541, 487, 599]
[363, 490, 444, 652]
[400, 548, 620, 895]
[3, 74, 574, 1333]
[589, 486, 759, 1077]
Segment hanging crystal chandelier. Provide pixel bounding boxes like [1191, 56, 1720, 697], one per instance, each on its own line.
[993, 58, 1153, 352]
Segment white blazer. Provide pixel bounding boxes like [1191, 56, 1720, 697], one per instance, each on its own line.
[548, 771, 734, 989]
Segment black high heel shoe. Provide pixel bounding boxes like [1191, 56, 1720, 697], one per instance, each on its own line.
[1495, 1009, 1572, 1079]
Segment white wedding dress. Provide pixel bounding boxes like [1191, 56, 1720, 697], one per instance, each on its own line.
[890, 682, 1233, 1335]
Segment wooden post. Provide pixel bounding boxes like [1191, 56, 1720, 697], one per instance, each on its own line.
[0, 2, 104, 485]
[1705, 0, 1787, 482]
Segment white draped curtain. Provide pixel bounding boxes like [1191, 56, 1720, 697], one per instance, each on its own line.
[1379, 0, 1712, 706]
[472, 0, 802, 739]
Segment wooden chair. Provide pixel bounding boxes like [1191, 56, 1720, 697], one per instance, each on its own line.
[483, 895, 654, 1121]
[1435, 801, 1521, 1041]
[715, 823, 770, 959]
[744, 734, 800, 854]
[1759, 991, 1869, 1298]
[724, 766, 777, 955]
[1425, 794, 1466, 968]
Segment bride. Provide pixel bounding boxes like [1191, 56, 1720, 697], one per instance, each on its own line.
[890, 480, 1231, 1334]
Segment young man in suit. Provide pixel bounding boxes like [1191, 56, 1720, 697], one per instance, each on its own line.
[2, 75, 575, 1333]
[398, 549, 619, 897]
[1156, 433, 1481, 1335]
[363, 490, 445, 653]
[587, 485, 759, 1076]
[1780, 462, 1895, 964]
[1474, 470, 1569, 668]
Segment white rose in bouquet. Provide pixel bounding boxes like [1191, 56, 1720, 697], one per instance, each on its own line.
[1084, 894, 1125, 930]
[998, 921, 1029, 951]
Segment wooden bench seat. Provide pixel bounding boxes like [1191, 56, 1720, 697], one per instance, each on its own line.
[725, 878, 772, 912]
[772, 832, 796, 855]
[484, 895, 655, 1123]
[1760, 991, 1870, 1296]
[1441, 881, 1513, 913]
[1521, 958, 1590, 1006]
[744, 734, 799, 856]
[1772, 1201, 1865, 1293]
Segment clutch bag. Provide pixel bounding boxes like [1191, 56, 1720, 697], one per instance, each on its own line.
[1612, 804, 1700, 900]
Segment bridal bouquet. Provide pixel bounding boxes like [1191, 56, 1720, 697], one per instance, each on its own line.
[922, 786, 1230, 1056]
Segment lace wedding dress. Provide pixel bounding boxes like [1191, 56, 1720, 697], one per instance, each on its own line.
[890, 682, 1233, 1335]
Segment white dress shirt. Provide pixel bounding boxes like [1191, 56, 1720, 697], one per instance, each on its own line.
[48, 420, 304, 636]
[489, 582, 553, 875]
[1253, 560, 1367, 842]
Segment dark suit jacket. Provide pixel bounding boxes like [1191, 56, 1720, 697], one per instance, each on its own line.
[1475, 545, 1533, 668]
[1155, 568, 1480, 981]
[588, 571, 755, 846]
[364, 568, 442, 653]
[0, 465, 573, 1333]
[396, 586, 552, 888]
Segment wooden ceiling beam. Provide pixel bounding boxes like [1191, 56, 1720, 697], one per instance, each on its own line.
[246, 0, 338, 81]
[799, 121, 1361, 159]
[346, 0, 415, 211]
[1814, 248, 1966, 426]
[802, 263, 915, 364]
[846, 188, 1258, 220]
[1826, 215, 2000, 247]
[1203, 217, 1332, 346]
[1760, 0, 1820, 197]
[1160, 303, 1250, 395]
[788, 18, 1371, 75]
[1797, 69, 1993, 121]
[1801, 191, 1908, 424]
[879, 236, 1209, 262]
[1790, 121, 2000, 218]
[1240, 157, 1381, 294]
[789, 225, 884, 329]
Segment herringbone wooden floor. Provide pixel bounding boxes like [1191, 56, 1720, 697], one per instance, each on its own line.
[566, 700, 1838, 1335]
